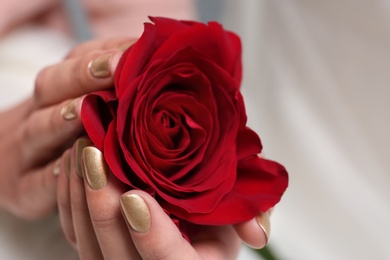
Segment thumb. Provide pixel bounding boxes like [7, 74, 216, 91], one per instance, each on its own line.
[119, 190, 197, 260]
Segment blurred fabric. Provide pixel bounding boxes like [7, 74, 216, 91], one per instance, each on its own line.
[219, 0, 390, 259]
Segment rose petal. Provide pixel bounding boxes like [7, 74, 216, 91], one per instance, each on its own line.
[236, 127, 263, 160]
[157, 148, 238, 213]
[82, 89, 117, 150]
[164, 156, 288, 225]
[150, 18, 242, 83]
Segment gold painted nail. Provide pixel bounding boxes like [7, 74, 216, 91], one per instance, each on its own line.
[53, 158, 61, 176]
[88, 53, 113, 78]
[82, 146, 109, 190]
[61, 99, 77, 120]
[256, 211, 271, 245]
[120, 194, 151, 233]
[74, 137, 93, 177]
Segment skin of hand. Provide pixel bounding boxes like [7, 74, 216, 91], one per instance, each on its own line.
[56, 138, 270, 259]
[0, 36, 135, 219]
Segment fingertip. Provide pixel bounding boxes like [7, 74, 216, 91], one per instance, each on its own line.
[234, 211, 271, 249]
[82, 146, 109, 190]
[109, 51, 124, 76]
[117, 39, 137, 51]
[256, 211, 270, 245]
[88, 53, 114, 78]
[60, 98, 81, 121]
[120, 192, 151, 233]
[120, 190, 194, 259]
[88, 50, 123, 79]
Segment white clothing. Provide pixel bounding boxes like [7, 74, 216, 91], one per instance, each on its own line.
[221, 1, 390, 259]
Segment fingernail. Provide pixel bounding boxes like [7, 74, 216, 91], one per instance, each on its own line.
[64, 152, 71, 178]
[61, 99, 78, 120]
[53, 158, 61, 176]
[88, 53, 113, 78]
[82, 146, 109, 190]
[74, 137, 92, 177]
[256, 211, 271, 245]
[120, 194, 151, 233]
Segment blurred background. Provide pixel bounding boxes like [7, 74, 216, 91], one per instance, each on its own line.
[208, 1, 390, 259]
[1, 0, 389, 259]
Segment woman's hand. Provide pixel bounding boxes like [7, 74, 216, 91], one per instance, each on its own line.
[56, 138, 271, 260]
[0, 37, 134, 219]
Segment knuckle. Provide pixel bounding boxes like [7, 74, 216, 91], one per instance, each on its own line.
[90, 210, 121, 231]
[73, 56, 92, 91]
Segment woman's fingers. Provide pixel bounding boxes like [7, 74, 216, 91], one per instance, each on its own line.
[119, 190, 240, 260]
[79, 143, 241, 260]
[233, 211, 271, 249]
[34, 36, 138, 108]
[68, 139, 104, 259]
[0, 98, 34, 136]
[57, 149, 76, 248]
[6, 157, 60, 219]
[82, 146, 140, 259]
[34, 49, 123, 108]
[19, 98, 83, 169]
[120, 190, 198, 259]
[56, 137, 262, 259]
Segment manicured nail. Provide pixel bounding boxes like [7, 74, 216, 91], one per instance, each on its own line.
[74, 137, 92, 177]
[61, 99, 78, 120]
[120, 194, 151, 233]
[82, 146, 109, 190]
[64, 152, 71, 178]
[256, 211, 271, 245]
[88, 53, 113, 78]
[53, 158, 61, 176]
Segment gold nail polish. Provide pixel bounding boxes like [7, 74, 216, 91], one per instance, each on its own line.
[120, 194, 151, 233]
[53, 158, 61, 176]
[82, 146, 109, 190]
[74, 137, 92, 177]
[256, 211, 271, 245]
[64, 152, 71, 178]
[88, 53, 112, 78]
[61, 99, 77, 120]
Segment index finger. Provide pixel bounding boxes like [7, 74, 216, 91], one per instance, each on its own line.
[34, 49, 122, 108]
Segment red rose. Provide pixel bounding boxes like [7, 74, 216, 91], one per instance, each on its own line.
[82, 17, 288, 227]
